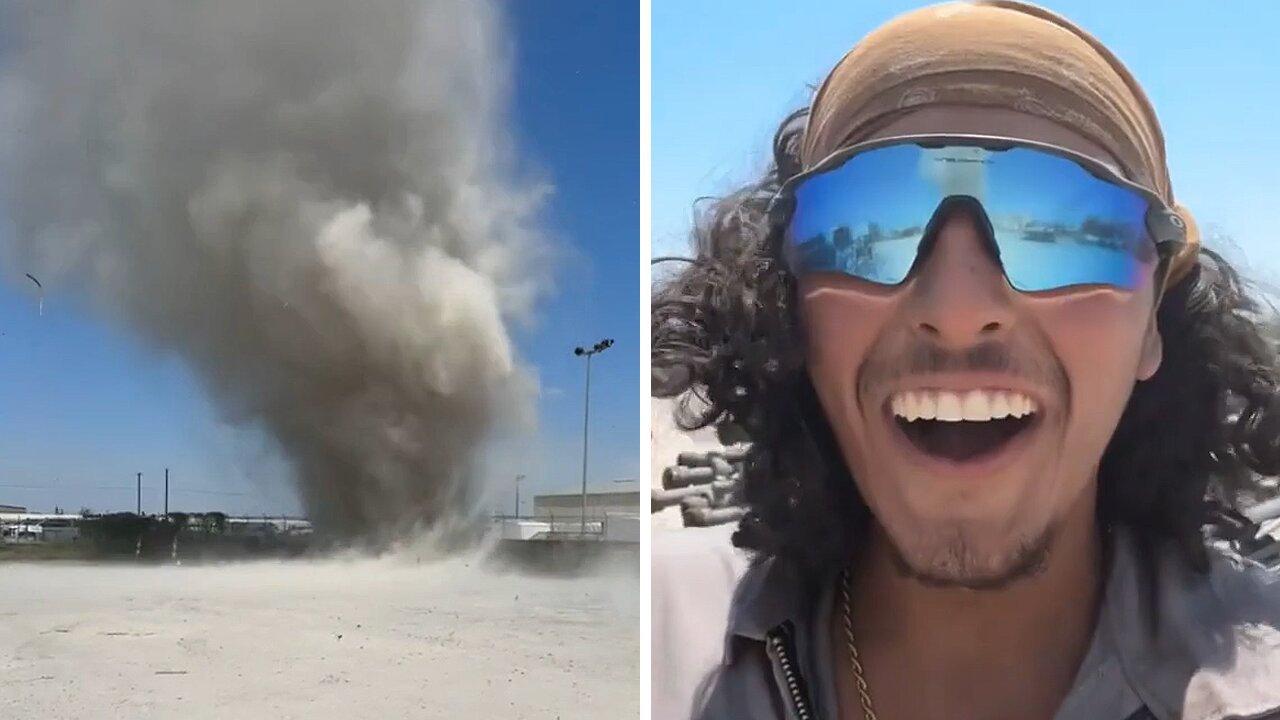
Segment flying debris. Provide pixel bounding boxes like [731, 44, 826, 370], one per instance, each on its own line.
[25, 273, 43, 316]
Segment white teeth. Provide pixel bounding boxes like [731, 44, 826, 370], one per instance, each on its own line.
[891, 389, 1039, 422]
[936, 392, 963, 422]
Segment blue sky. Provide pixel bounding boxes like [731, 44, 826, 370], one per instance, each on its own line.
[653, 0, 1280, 295]
[0, 0, 639, 516]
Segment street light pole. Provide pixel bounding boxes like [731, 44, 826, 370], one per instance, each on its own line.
[514, 474, 525, 518]
[573, 338, 614, 536]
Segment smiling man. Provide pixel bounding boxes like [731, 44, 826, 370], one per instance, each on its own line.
[651, 2, 1280, 719]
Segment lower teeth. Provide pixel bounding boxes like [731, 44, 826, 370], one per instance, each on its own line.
[898, 416, 1032, 461]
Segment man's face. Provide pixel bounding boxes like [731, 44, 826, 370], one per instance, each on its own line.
[800, 107, 1164, 588]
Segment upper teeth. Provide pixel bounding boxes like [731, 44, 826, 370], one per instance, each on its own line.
[890, 389, 1038, 422]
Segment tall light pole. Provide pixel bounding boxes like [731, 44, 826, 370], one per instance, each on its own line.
[574, 338, 614, 536]
[514, 474, 525, 518]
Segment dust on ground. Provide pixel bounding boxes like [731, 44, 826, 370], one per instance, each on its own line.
[0, 552, 638, 719]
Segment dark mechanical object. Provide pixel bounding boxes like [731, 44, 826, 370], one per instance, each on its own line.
[652, 441, 1280, 567]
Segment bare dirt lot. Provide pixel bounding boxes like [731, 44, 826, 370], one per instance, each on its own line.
[0, 551, 638, 719]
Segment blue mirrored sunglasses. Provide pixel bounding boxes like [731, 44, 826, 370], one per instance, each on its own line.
[772, 135, 1187, 293]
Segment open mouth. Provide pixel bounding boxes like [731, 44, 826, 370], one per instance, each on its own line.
[889, 389, 1040, 463]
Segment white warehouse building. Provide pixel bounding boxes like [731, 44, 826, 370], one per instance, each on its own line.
[496, 484, 640, 543]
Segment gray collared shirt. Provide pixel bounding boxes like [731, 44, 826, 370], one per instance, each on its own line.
[652, 525, 1280, 720]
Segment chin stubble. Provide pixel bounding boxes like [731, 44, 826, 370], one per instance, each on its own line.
[887, 526, 1054, 591]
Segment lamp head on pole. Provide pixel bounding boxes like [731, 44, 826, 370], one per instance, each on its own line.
[574, 338, 614, 357]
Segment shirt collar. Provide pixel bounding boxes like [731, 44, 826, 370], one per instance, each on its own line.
[1103, 531, 1280, 720]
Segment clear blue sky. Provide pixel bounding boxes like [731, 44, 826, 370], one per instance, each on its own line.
[653, 0, 1280, 296]
[0, 0, 639, 516]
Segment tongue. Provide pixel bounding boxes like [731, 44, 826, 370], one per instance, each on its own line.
[900, 417, 1029, 462]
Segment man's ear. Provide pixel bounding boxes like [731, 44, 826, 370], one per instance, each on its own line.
[1136, 316, 1163, 382]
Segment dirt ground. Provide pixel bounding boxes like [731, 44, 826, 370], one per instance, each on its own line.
[0, 550, 638, 719]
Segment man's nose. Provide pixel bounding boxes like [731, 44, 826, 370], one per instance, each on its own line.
[903, 211, 1016, 347]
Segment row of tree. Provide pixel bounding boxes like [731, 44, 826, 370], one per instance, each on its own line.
[77, 512, 232, 557]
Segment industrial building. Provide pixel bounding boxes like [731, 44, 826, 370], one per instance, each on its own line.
[495, 485, 640, 543]
[533, 486, 639, 522]
[0, 512, 83, 542]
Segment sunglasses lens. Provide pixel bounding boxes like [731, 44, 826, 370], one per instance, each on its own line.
[786, 143, 1158, 292]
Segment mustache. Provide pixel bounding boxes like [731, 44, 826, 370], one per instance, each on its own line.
[860, 340, 1065, 394]
[904, 342, 1023, 375]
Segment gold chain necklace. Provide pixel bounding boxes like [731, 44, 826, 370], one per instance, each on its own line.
[840, 569, 879, 720]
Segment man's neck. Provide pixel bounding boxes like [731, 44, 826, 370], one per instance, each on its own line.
[834, 500, 1104, 720]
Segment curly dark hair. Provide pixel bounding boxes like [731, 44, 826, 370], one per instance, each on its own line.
[652, 109, 1280, 576]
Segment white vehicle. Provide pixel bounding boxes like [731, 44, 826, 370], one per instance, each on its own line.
[37, 518, 80, 543]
